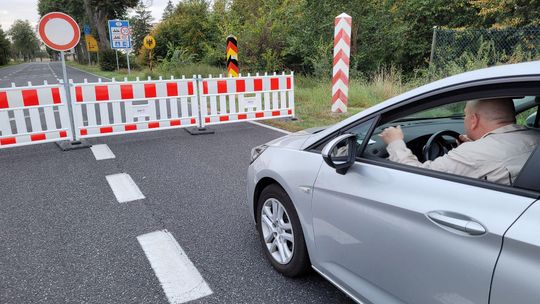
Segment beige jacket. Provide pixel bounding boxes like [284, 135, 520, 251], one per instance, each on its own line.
[386, 124, 540, 185]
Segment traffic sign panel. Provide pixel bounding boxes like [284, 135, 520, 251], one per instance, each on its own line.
[108, 20, 131, 49]
[38, 12, 81, 51]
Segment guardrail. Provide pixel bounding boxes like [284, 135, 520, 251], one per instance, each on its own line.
[0, 72, 295, 149]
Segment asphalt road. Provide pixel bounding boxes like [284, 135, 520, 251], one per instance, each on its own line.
[0, 63, 354, 304]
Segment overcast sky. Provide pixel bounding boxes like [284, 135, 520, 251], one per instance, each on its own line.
[0, 0, 170, 33]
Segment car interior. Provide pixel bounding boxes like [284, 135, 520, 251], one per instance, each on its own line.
[363, 96, 540, 163]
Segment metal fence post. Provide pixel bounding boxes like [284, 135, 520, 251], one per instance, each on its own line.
[429, 26, 438, 73]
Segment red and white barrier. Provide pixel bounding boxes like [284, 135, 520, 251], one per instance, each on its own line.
[0, 81, 72, 148]
[0, 72, 295, 148]
[332, 13, 352, 113]
[199, 72, 294, 126]
[71, 76, 199, 139]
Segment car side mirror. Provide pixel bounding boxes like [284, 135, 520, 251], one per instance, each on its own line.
[321, 133, 358, 175]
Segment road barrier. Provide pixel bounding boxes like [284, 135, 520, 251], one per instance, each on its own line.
[71, 76, 198, 139]
[0, 72, 295, 149]
[199, 72, 294, 127]
[0, 81, 72, 148]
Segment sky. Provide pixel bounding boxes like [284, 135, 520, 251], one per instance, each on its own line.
[0, 0, 170, 33]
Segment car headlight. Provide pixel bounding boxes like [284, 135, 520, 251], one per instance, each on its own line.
[250, 145, 268, 164]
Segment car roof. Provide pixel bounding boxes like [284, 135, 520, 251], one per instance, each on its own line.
[302, 60, 540, 149]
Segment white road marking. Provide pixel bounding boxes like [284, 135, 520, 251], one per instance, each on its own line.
[105, 173, 145, 203]
[90, 144, 116, 160]
[137, 230, 213, 304]
[248, 120, 292, 134]
[47, 63, 59, 80]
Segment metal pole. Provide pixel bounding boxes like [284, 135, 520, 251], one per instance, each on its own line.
[115, 50, 120, 71]
[429, 26, 438, 70]
[85, 38, 91, 65]
[96, 51, 100, 66]
[126, 49, 131, 75]
[60, 51, 78, 143]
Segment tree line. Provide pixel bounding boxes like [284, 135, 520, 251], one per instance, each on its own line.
[2, 0, 539, 78]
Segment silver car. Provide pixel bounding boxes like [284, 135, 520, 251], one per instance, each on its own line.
[247, 61, 540, 304]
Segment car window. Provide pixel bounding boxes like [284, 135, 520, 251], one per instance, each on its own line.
[362, 96, 540, 189]
[311, 118, 375, 154]
[347, 118, 375, 147]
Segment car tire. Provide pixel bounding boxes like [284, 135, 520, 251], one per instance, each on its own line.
[256, 184, 310, 277]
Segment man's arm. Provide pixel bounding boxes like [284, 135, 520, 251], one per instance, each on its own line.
[380, 126, 476, 176]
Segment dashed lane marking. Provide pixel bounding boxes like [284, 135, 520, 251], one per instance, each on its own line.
[137, 230, 213, 304]
[90, 144, 116, 160]
[105, 173, 145, 203]
[47, 63, 59, 80]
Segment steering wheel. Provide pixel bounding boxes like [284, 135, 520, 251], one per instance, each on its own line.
[423, 130, 461, 161]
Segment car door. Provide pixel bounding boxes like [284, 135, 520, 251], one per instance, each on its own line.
[490, 146, 540, 304]
[310, 115, 538, 303]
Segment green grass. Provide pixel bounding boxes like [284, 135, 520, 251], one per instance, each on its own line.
[68, 61, 149, 81]
[67, 62, 415, 132]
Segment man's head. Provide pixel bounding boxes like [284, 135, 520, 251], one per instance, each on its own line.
[464, 98, 516, 140]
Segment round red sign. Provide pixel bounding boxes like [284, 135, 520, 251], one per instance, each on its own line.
[38, 12, 81, 51]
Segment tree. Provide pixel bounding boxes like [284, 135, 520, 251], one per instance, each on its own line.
[8, 20, 40, 62]
[0, 27, 11, 65]
[130, 1, 154, 55]
[82, 0, 139, 50]
[153, 0, 219, 62]
[470, 0, 540, 27]
[162, 0, 175, 20]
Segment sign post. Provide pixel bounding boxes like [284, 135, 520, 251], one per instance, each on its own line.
[108, 20, 132, 73]
[38, 12, 89, 150]
[83, 25, 91, 65]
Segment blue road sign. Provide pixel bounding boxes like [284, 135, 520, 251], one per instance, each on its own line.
[83, 24, 91, 35]
[108, 20, 131, 49]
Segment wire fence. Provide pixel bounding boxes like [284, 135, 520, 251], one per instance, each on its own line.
[430, 27, 540, 76]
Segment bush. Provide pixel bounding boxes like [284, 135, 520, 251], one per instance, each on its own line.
[99, 49, 128, 71]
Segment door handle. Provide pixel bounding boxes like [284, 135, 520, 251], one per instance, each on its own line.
[427, 211, 486, 235]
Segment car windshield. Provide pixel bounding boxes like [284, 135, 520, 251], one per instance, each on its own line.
[400, 96, 536, 121]
[401, 101, 466, 120]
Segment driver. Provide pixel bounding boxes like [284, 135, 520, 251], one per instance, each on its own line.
[380, 98, 540, 185]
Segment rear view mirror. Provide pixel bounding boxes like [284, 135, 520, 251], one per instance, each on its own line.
[321, 133, 357, 175]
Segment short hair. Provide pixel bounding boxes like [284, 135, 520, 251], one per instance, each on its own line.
[468, 98, 516, 124]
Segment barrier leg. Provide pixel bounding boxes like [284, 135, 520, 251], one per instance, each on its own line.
[185, 76, 214, 135]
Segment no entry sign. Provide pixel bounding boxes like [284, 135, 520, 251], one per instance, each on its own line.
[38, 12, 81, 51]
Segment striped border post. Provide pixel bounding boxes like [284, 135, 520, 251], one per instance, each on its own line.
[226, 35, 239, 77]
[332, 13, 352, 113]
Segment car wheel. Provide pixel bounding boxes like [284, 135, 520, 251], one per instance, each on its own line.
[256, 184, 310, 277]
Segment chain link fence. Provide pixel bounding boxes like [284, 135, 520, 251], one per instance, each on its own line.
[430, 27, 540, 77]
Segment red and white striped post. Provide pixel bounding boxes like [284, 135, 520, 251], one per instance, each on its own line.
[332, 13, 352, 113]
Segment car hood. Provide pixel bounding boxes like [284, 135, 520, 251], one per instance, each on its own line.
[265, 126, 326, 150]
